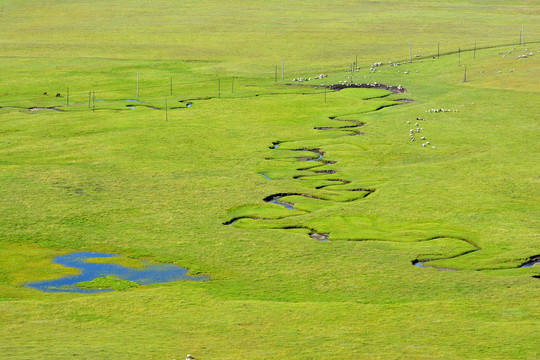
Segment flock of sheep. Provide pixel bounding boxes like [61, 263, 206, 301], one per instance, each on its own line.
[291, 74, 327, 82]
[406, 117, 435, 149]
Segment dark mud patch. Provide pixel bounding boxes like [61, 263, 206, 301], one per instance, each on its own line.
[263, 193, 325, 202]
[130, 104, 162, 110]
[396, 98, 414, 103]
[310, 232, 329, 241]
[28, 107, 64, 112]
[315, 179, 352, 189]
[312, 170, 337, 174]
[223, 216, 273, 225]
[328, 83, 406, 94]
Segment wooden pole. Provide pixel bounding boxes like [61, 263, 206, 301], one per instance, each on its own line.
[137, 72, 139, 98]
[170, 77, 173, 96]
[281, 59, 284, 81]
[458, 47, 461, 66]
[438, 42, 440, 58]
[88, 92, 91, 109]
[463, 66, 467, 82]
[165, 98, 168, 121]
[66, 87, 69, 107]
[232, 76, 235, 93]
[92, 91, 95, 112]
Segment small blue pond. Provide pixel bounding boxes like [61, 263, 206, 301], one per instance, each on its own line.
[25, 252, 209, 294]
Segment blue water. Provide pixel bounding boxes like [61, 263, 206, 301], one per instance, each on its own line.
[129, 106, 135, 110]
[307, 153, 323, 161]
[259, 173, 272, 180]
[125, 99, 141, 102]
[25, 252, 209, 294]
[187, 103, 192, 108]
[270, 199, 294, 210]
[521, 259, 539, 268]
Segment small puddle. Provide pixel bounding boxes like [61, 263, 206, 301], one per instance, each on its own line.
[310, 232, 329, 241]
[25, 252, 208, 293]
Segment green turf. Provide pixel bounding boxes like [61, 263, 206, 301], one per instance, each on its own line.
[1, 1, 539, 359]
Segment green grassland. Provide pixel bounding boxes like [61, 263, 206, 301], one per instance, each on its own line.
[1, 0, 539, 359]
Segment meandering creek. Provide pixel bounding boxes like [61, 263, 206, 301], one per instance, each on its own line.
[224, 84, 538, 276]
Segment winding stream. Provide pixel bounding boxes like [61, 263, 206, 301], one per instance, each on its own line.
[224, 83, 538, 276]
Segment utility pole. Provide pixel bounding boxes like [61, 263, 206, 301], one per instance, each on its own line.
[137, 72, 139, 98]
[281, 59, 284, 81]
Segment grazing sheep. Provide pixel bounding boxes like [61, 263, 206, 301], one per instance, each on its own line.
[415, 123, 419, 126]
[416, 128, 420, 133]
[406, 121, 411, 124]
[431, 146, 436, 149]
[421, 136, 425, 140]
[422, 143, 426, 147]
[411, 138, 415, 141]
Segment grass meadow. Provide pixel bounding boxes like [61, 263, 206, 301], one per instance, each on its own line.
[0, 0, 539, 359]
